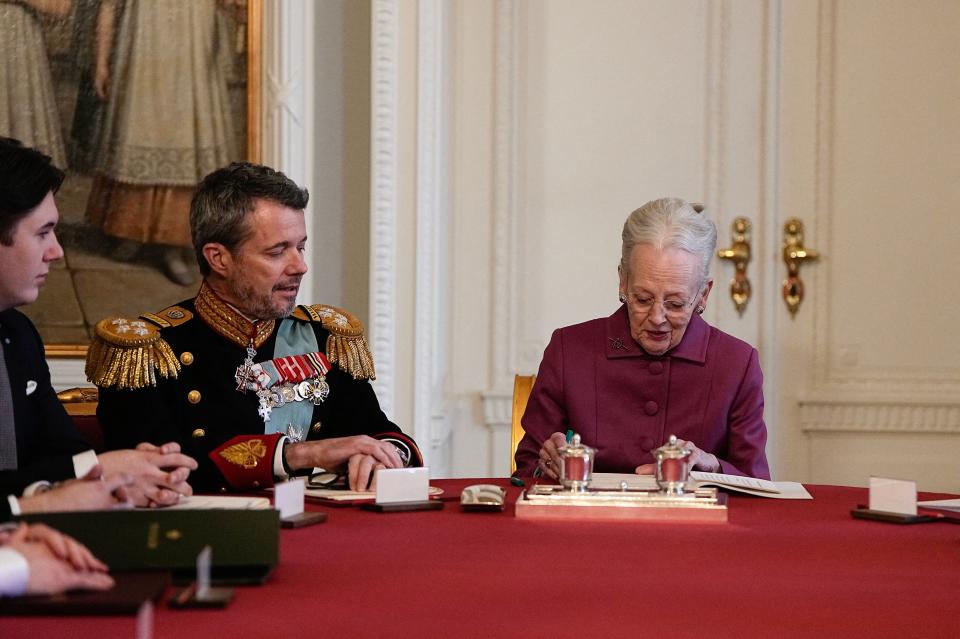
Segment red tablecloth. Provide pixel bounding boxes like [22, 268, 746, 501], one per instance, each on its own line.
[2, 479, 958, 638]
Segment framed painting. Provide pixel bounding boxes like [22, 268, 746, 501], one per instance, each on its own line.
[0, 0, 261, 356]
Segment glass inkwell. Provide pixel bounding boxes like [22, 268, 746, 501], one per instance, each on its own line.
[558, 433, 595, 491]
[654, 434, 691, 495]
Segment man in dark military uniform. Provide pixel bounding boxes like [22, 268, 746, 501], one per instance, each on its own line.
[88, 162, 421, 493]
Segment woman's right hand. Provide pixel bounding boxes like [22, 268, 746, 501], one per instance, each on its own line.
[537, 432, 568, 480]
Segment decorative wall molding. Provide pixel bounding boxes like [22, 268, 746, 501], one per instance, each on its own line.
[481, 0, 519, 442]
[489, 0, 519, 393]
[810, 0, 835, 395]
[414, 0, 452, 465]
[262, 0, 314, 300]
[482, 391, 513, 477]
[482, 392, 512, 430]
[807, 0, 960, 398]
[702, 0, 727, 215]
[369, 0, 399, 417]
[800, 400, 960, 434]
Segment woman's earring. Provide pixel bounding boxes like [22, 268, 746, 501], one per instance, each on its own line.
[619, 294, 626, 303]
[696, 305, 705, 315]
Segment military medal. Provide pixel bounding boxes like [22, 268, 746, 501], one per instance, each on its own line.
[241, 350, 334, 422]
[285, 423, 306, 443]
[295, 379, 329, 404]
[235, 339, 258, 392]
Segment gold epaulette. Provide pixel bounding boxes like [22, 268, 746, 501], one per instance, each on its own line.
[141, 305, 193, 328]
[292, 304, 376, 380]
[85, 317, 181, 390]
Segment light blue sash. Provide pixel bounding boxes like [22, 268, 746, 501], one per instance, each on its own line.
[262, 318, 319, 435]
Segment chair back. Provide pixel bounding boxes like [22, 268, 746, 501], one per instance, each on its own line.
[510, 374, 536, 473]
[57, 387, 104, 452]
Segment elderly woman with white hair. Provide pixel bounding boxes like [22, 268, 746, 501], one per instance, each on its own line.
[514, 198, 770, 479]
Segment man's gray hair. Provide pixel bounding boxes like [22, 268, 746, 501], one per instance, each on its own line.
[620, 197, 717, 283]
[190, 162, 309, 277]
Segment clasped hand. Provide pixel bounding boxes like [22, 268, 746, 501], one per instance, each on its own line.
[285, 435, 403, 491]
[19, 464, 133, 514]
[1, 523, 113, 595]
[98, 442, 198, 507]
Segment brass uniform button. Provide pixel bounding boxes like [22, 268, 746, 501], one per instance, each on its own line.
[192, 428, 206, 438]
[187, 390, 201, 404]
[179, 352, 194, 365]
[311, 421, 322, 434]
[220, 487, 227, 493]
[252, 480, 260, 488]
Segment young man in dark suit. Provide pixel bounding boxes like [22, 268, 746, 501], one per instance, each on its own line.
[0, 138, 201, 595]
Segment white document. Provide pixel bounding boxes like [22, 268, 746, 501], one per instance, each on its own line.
[156, 495, 272, 510]
[303, 485, 443, 502]
[590, 472, 813, 499]
[690, 471, 780, 494]
[274, 478, 306, 518]
[917, 498, 960, 512]
[375, 467, 429, 504]
[869, 477, 917, 515]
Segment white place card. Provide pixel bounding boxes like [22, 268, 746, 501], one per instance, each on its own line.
[375, 467, 429, 504]
[196, 545, 212, 599]
[869, 476, 917, 515]
[136, 600, 154, 639]
[274, 478, 306, 519]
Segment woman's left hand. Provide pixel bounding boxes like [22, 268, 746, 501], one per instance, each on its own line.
[634, 438, 721, 474]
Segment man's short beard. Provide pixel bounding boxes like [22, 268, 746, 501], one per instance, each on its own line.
[229, 278, 296, 320]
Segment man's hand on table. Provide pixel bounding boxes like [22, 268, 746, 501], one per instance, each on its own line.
[3, 523, 114, 595]
[284, 436, 403, 491]
[98, 442, 197, 507]
[18, 465, 133, 513]
[635, 438, 720, 475]
[536, 432, 568, 481]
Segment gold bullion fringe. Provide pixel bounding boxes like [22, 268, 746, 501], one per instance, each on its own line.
[325, 334, 376, 380]
[85, 334, 181, 390]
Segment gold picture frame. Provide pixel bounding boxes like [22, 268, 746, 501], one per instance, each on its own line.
[0, 0, 261, 358]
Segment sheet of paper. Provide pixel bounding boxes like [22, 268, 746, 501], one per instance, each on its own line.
[305, 487, 375, 501]
[274, 478, 306, 518]
[589, 472, 811, 499]
[691, 471, 780, 493]
[376, 467, 429, 504]
[155, 496, 271, 510]
[917, 498, 960, 512]
[869, 476, 917, 515]
[754, 481, 812, 500]
[303, 486, 443, 502]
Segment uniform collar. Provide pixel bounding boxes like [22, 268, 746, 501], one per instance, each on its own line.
[604, 304, 709, 363]
[194, 281, 276, 349]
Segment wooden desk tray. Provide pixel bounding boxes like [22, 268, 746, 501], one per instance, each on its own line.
[514, 485, 728, 523]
